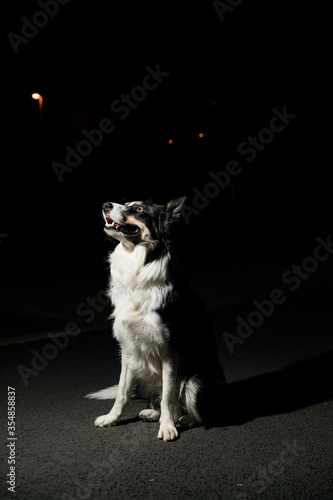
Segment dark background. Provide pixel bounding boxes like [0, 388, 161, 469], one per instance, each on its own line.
[1, 4, 332, 499]
[0, 0, 329, 312]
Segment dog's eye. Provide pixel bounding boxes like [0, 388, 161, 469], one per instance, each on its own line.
[136, 206, 143, 213]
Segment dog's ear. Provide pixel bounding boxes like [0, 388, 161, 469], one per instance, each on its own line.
[165, 197, 186, 220]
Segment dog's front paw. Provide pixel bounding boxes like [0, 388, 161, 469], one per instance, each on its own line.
[94, 414, 119, 427]
[157, 423, 178, 441]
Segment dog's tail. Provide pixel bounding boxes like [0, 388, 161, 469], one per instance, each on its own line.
[180, 378, 204, 424]
[181, 374, 227, 426]
[85, 385, 118, 400]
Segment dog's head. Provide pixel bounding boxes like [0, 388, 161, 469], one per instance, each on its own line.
[102, 198, 186, 248]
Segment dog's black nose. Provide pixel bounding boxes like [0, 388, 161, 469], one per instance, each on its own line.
[103, 202, 112, 210]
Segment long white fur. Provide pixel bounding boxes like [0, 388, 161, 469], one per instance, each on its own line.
[87, 238, 201, 440]
[109, 243, 172, 366]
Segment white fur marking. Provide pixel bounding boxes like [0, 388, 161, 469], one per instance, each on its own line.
[89, 232, 206, 439]
[139, 409, 160, 421]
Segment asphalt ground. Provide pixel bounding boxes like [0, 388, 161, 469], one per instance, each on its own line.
[1, 256, 333, 500]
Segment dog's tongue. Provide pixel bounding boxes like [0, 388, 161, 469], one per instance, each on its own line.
[105, 217, 120, 229]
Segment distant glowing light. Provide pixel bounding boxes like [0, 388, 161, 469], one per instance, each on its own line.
[198, 133, 204, 138]
[31, 93, 43, 123]
[168, 139, 173, 144]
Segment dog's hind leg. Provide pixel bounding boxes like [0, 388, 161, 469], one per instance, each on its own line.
[139, 409, 161, 421]
[139, 389, 162, 422]
[95, 359, 135, 428]
[179, 414, 199, 428]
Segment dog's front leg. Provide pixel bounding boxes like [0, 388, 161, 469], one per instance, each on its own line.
[157, 357, 179, 441]
[95, 359, 135, 428]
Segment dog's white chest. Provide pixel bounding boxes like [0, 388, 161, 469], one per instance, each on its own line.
[108, 244, 171, 350]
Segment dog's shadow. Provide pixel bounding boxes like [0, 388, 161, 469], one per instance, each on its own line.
[214, 350, 333, 427]
[112, 351, 333, 435]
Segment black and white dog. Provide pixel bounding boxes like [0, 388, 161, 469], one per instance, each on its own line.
[86, 198, 225, 441]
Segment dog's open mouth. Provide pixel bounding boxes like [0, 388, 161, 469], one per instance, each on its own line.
[104, 216, 140, 235]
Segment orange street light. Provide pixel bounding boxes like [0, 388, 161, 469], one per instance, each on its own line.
[31, 93, 43, 123]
